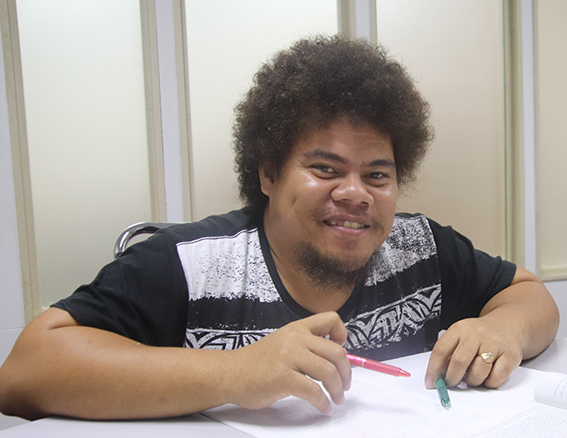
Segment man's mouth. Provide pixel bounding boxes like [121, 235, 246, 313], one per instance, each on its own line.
[325, 220, 368, 230]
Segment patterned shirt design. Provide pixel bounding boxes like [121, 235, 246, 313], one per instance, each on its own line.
[178, 214, 442, 360]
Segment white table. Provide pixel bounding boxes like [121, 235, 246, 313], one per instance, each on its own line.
[0, 412, 253, 437]
[1, 337, 565, 437]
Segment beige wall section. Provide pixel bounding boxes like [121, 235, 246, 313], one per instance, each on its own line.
[535, 0, 567, 280]
[376, 0, 507, 257]
[17, 0, 152, 309]
[184, 0, 338, 221]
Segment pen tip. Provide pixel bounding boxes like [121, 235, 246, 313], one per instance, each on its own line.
[400, 370, 411, 377]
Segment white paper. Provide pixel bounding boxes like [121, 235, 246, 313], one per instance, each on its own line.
[204, 352, 567, 438]
[534, 372, 567, 409]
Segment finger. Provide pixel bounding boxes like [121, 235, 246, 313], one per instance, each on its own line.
[483, 352, 521, 388]
[425, 333, 458, 388]
[444, 342, 478, 387]
[297, 352, 347, 406]
[308, 337, 352, 391]
[300, 313, 352, 393]
[463, 354, 494, 387]
[289, 372, 333, 414]
[303, 312, 348, 346]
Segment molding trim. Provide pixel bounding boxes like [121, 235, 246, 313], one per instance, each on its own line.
[141, 0, 193, 222]
[0, 0, 40, 322]
[519, 0, 538, 275]
[140, 0, 167, 222]
[338, 0, 376, 43]
[541, 268, 567, 282]
[503, 0, 526, 267]
[172, 0, 194, 221]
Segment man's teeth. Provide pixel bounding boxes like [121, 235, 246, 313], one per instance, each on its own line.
[328, 220, 365, 229]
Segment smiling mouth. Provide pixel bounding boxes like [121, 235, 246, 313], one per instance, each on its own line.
[325, 220, 368, 230]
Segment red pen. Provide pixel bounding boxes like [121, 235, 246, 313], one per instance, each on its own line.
[346, 353, 411, 377]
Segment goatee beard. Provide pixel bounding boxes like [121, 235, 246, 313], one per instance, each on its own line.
[295, 243, 372, 290]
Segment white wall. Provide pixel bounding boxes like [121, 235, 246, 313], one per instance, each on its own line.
[17, 0, 152, 310]
[535, 0, 567, 280]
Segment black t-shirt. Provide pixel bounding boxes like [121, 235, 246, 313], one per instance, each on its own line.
[53, 209, 516, 361]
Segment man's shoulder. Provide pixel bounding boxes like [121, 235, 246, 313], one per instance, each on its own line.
[389, 212, 461, 258]
[394, 211, 429, 223]
[391, 212, 433, 238]
[163, 208, 262, 243]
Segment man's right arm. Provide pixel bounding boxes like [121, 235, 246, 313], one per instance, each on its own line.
[0, 308, 351, 420]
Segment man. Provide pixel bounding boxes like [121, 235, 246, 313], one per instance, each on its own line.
[0, 36, 559, 420]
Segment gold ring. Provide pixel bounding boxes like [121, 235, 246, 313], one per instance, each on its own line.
[479, 352, 494, 364]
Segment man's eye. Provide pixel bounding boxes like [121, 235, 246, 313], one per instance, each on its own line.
[367, 172, 389, 183]
[369, 172, 384, 179]
[312, 165, 336, 175]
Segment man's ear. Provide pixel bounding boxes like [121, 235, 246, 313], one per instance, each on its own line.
[258, 165, 275, 197]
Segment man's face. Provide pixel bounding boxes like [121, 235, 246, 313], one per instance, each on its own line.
[260, 117, 398, 282]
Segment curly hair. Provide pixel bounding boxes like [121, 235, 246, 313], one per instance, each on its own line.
[233, 35, 433, 213]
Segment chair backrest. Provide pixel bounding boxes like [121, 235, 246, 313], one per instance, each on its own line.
[114, 222, 178, 259]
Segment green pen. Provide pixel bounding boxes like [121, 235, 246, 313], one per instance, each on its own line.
[435, 374, 451, 410]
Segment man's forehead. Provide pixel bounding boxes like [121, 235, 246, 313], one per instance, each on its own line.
[297, 117, 390, 142]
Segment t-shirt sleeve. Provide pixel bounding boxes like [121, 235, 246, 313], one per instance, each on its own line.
[428, 219, 517, 329]
[51, 230, 189, 347]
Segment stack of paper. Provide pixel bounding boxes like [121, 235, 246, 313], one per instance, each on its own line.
[205, 352, 567, 437]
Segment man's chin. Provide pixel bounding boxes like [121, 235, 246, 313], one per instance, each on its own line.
[320, 247, 374, 271]
[295, 244, 372, 289]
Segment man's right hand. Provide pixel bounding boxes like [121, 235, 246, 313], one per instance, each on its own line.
[225, 311, 352, 413]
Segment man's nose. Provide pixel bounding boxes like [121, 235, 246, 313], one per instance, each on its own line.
[330, 174, 374, 206]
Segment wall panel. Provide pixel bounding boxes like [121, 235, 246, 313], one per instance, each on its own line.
[377, 0, 507, 257]
[535, 0, 567, 280]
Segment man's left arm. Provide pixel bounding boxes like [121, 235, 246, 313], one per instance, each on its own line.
[425, 267, 559, 389]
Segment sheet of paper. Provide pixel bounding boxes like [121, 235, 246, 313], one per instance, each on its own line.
[535, 372, 567, 409]
[204, 352, 567, 438]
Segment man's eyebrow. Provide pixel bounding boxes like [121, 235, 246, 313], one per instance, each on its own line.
[368, 158, 396, 168]
[303, 149, 347, 164]
[303, 149, 396, 168]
